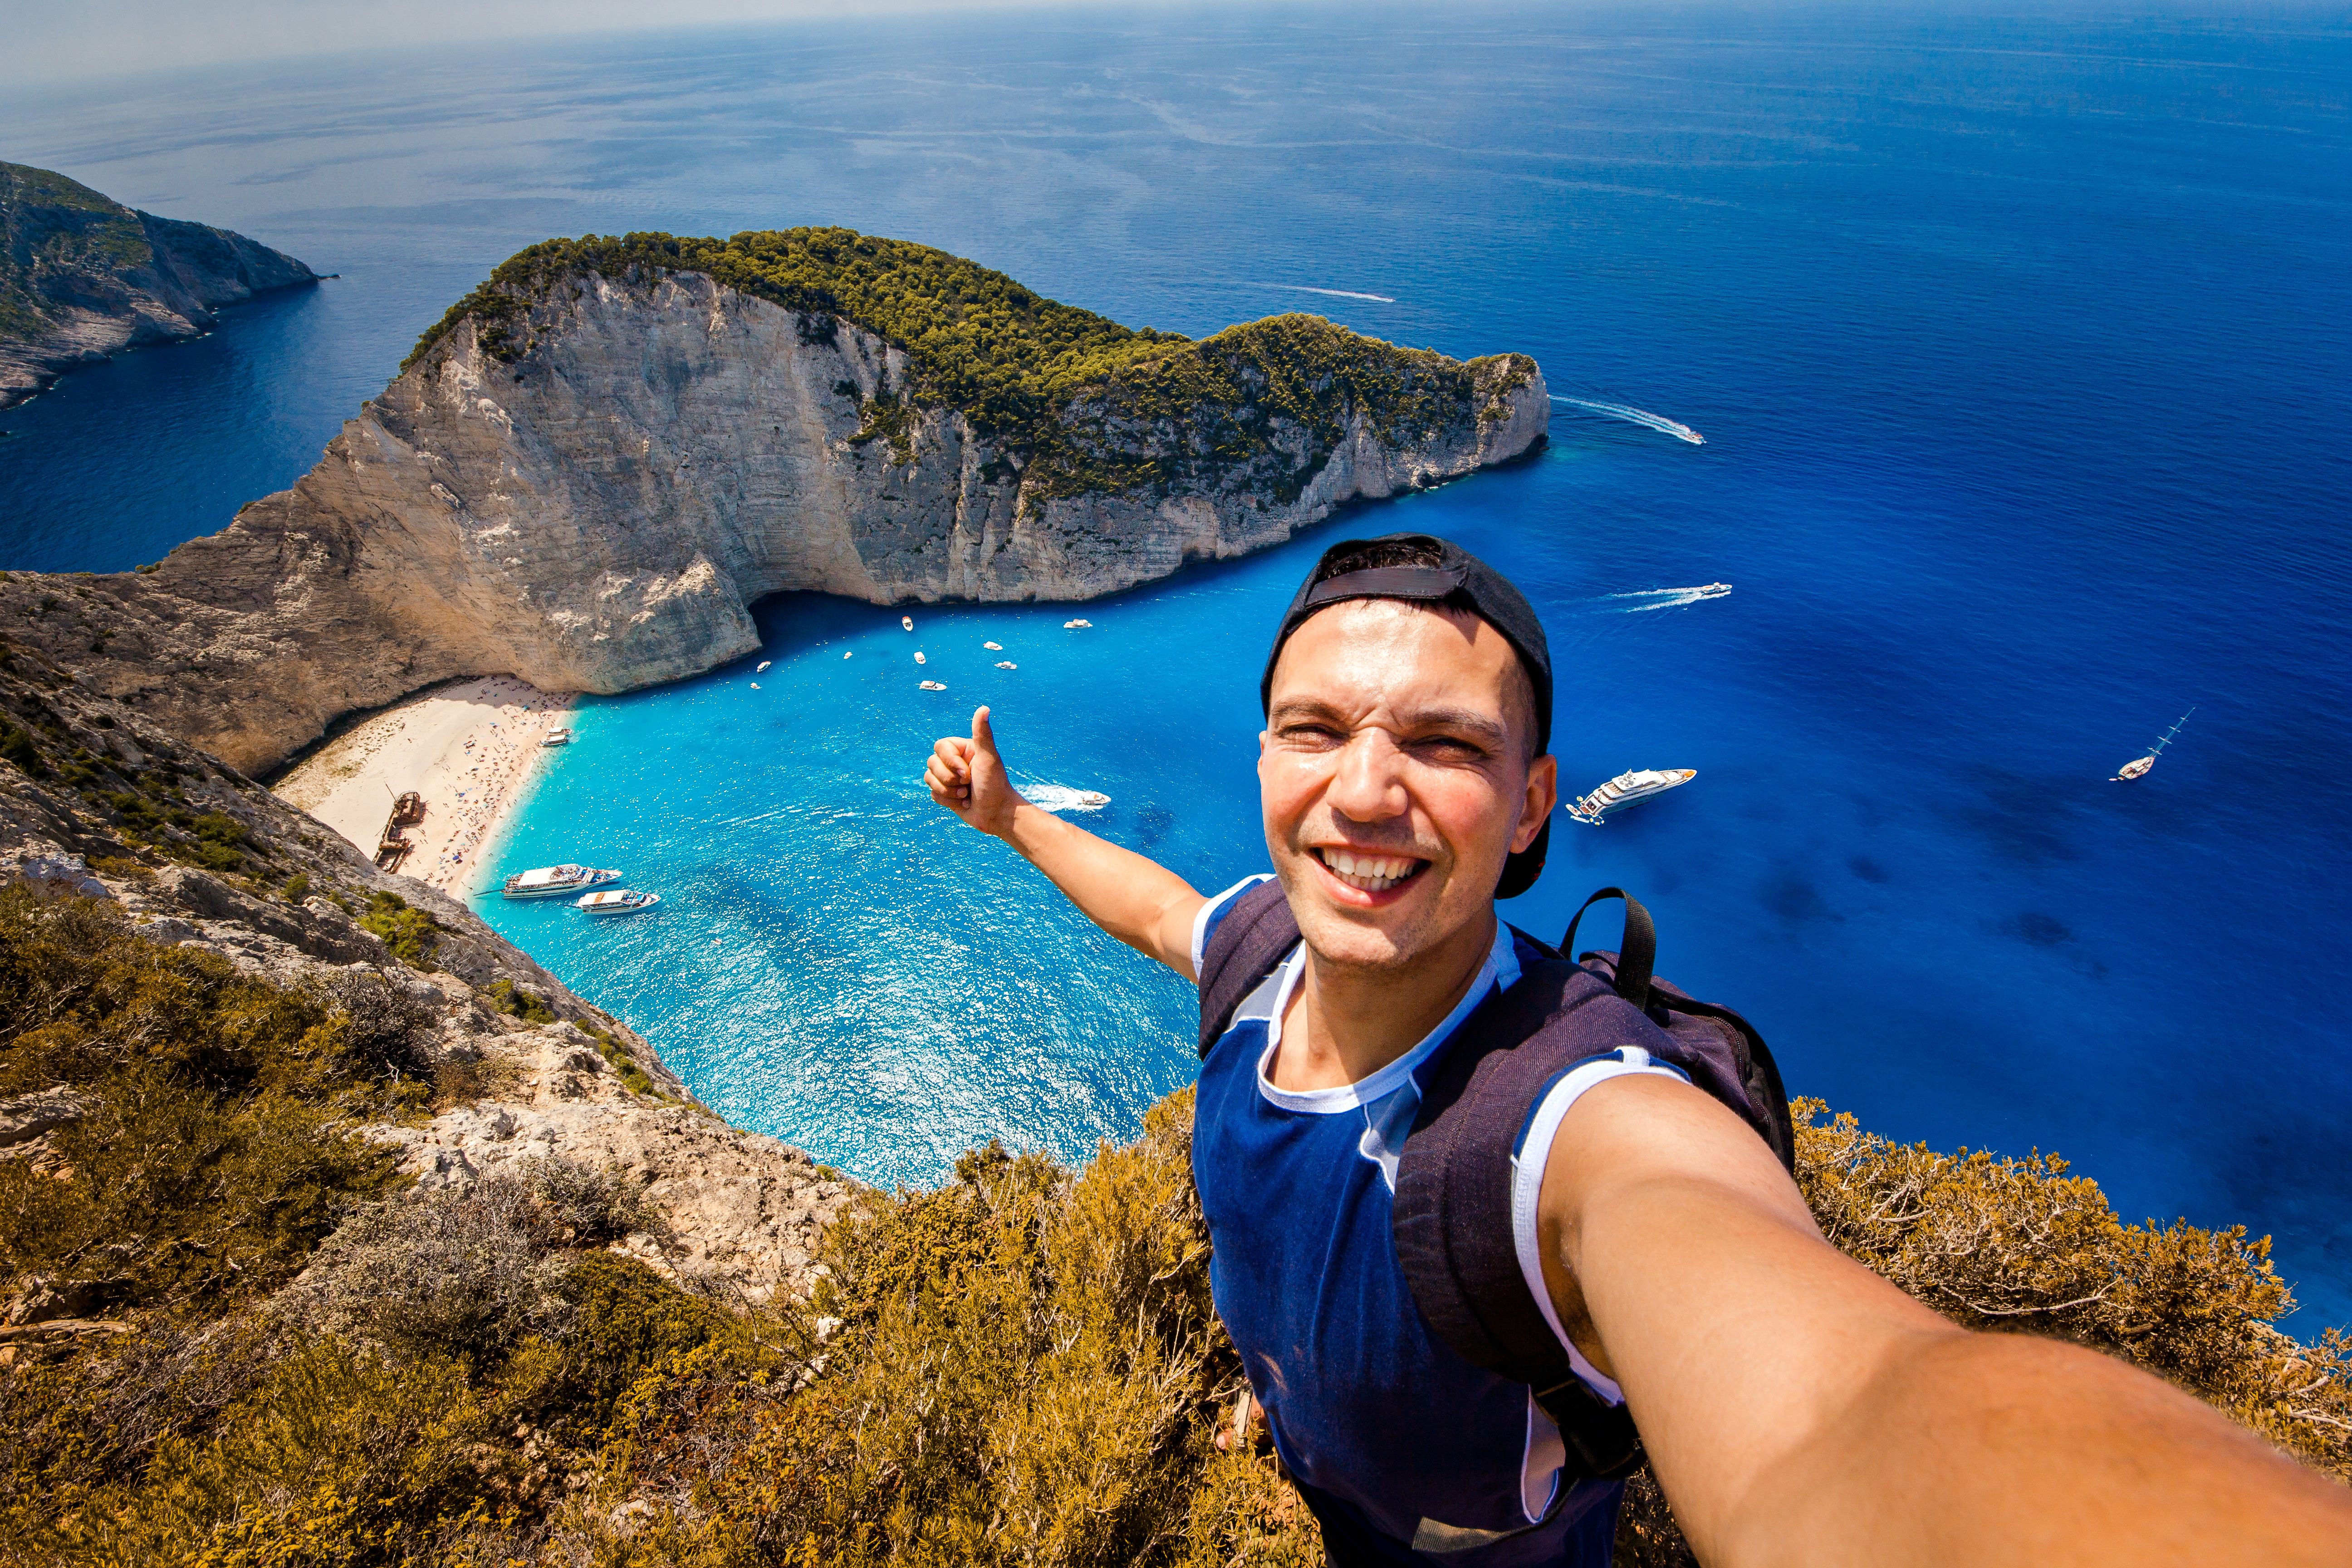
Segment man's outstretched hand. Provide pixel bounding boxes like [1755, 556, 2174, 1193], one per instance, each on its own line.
[926, 706, 1022, 837]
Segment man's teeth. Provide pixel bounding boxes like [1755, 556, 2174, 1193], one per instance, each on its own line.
[1318, 848, 1422, 891]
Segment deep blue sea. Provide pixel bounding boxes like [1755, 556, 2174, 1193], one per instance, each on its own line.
[5, 5, 2348, 1326]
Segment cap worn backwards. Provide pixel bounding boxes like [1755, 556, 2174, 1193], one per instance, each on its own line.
[1260, 533, 1555, 899]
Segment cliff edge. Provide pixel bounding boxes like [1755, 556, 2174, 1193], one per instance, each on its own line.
[0, 230, 1545, 774]
[0, 161, 318, 410]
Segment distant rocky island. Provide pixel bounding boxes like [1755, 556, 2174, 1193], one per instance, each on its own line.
[0, 228, 1546, 774]
[0, 161, 318, 410]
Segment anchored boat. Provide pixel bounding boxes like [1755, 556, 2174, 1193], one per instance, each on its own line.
[503, 864, 622, 900]
[1566, 769, 1696, 825]
[920, 679, 947, 691]
[575, 889, 661, 916]
[2114, 708, 2194, 781]
[539, 727, 573, 747]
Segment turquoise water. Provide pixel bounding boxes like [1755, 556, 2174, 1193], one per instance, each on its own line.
[4, 6, 2348, 1324]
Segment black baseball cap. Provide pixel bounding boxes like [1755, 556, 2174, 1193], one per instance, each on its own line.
[1260, 533, 1554, 899]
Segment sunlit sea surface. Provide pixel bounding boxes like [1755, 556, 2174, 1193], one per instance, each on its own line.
[4, 5, 2347, 1324]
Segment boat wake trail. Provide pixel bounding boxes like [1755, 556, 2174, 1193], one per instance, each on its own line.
[1605, 584, 1734, 613]
[1018, 781, 1111, 814]
[1264, 284, 1398, 304]
[1552, 395, 1705, 445]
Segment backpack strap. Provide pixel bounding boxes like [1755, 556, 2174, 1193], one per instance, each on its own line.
[1196, 878, 1300, 1056]
[1391, 954, 1670, 1479]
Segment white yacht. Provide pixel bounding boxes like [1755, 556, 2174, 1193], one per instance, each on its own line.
[539, 727, 573, 748]
[1565, 769, 1696, 825]
[2114, 708, 2194, 782]
[920, 679, 947, 691]
[1064, 617, 1093, 629]
[984, 641, 1003, 651]
[902, 615, 914, 631]
[576, 889, 660, 916]
[503, 864, 622, 899]
[755, 660, 771, 673]
[915, 651, 927, 664]
[995, 660, 1017, 670]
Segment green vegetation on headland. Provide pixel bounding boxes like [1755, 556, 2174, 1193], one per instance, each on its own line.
[403, 229, 1538, 505]
[0, 163, 157, 345]
[2, 887, 2342, 1566]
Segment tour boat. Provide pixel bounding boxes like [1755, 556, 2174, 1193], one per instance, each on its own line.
[995, 660, 1017, 670]
[502, 864, 622, 899]
[1565, 769, 1697, 825]
[1064, 617, 1093, 629]
[575, 889, 660, 916]
[2114, 708, 2194, 782]
[902, 616, 914, 631]
[920, 680, 947, 691]
[539, 728, 573, 748]
[984, 641, 1003, 651]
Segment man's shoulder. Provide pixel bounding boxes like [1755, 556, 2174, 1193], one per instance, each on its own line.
[1190, 872, 1280, 976]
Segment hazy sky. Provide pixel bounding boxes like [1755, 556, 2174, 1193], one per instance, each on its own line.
[7, 0, 1135, 89]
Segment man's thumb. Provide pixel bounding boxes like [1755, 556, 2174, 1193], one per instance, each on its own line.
[971, 706, 999, 759]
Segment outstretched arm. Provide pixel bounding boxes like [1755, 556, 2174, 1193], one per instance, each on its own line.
[925, 706, 1207, 978]
[1538, 1076, 2352, 1567]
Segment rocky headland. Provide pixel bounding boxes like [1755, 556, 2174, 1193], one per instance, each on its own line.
[0, 161, 318, 410]
[0, 229, 1545, 774]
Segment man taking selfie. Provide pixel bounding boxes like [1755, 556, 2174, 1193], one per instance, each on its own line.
[925, 533, 2352, 1566]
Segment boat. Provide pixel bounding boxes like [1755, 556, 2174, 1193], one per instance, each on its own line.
[750, 682, 761, 690]
[575, 889, 661, 916]
[539, 728, 573, 747]
[914, 651, 927, 665]
[391, 791, 426, 825]
[983, 641, 1003, 651]
[1564, 769, 1696, 825]
[2114, 707, 2194, 782]
[502, 864, 622, 900]
[1064, 618, 1093, 629]
[902, 615, 914, 631]
[920, 680, 947, 691]
[755, 660, 771, 673]
[995, 660, 1017, 670]
[843, 650, 853, 659]
[1075, 790, 1110, 808]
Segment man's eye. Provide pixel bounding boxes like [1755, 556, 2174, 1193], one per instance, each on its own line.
[1414, 736, 1485, 760]
[1280, 724, 1345, 745]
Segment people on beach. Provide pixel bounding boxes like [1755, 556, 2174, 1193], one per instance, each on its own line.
[923, 532, 2352, 1566]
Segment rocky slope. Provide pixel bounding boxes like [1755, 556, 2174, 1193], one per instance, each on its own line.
[0, 230, 1544, 774]
[0, 161, 318, 410]
[0, 632, 848, 1309]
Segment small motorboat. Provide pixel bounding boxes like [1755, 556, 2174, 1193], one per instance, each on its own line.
[1063, 617, 1093, 629]
[576, 889, 661, 916]
[539, 728, 573, 748]
[843, 650, 853, 659]
[1565, 769, 1697, 825]
[2113, 708, 2194, 782]
[902, 615, 914, 631]
[755, 660, 771, 673]
[1075, 790, 1110, 808]
[750, 682, 761, 690]
[995, 661, 1017, 670]
[504, 864, 622, 899]
[914, 651, 927, 665]
[920, 679, 947, 691]
[983, 641, 1003, 651]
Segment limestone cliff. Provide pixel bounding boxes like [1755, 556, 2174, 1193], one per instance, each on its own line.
[0, 636, 847, 1308]
[0, 161, 318, 409]
[0, 230, 1545, 774]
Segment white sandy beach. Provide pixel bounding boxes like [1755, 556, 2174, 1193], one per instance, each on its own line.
[274, 676, 574, 895]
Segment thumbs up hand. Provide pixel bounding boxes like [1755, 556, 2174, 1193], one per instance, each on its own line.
[926, 706, 1021, 837]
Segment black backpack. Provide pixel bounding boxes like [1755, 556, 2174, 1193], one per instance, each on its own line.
[1197, 883, 1795, 1481]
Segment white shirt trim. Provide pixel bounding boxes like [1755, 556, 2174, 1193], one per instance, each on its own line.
[1254, 918, 1517, 1115]
[1506, 1048, 1689, 1407]
[1191, 873, 1274, 975]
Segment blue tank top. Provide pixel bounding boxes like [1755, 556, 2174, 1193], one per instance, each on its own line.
[1190, 879, 1623, 1565]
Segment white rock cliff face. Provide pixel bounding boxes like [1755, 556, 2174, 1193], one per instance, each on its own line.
[3, 270, 1545, 774]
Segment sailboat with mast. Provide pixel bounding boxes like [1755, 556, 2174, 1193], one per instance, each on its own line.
[2113, 708, 2194, 781]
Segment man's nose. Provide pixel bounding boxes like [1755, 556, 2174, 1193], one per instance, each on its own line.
[1326, 730, 1409, 823]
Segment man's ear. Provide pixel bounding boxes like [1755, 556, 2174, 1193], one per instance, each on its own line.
[1514, 754, 1559, 853]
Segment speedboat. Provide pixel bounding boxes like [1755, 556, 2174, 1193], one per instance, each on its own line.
[995, 660, 1017, 670]
[920, 679, 947, 691]
[1564, 769, 1696, 825]
[1075, 790, 1110, 808]
[576, 889, 660, 916]
[539, 728, 573, 748]
[503, 864, 622, 899]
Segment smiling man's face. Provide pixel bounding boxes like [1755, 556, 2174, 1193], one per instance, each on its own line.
[1260, 598, 1557, 973]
